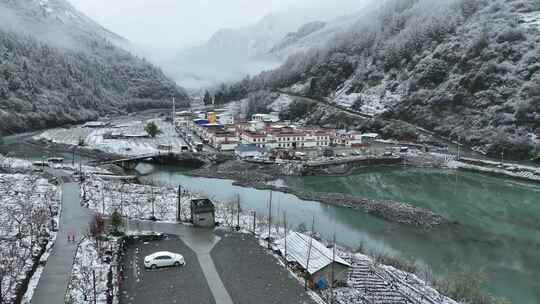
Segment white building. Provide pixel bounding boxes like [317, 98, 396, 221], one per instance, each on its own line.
[361, 133, 380, 143]
[251, 113, 280, 123]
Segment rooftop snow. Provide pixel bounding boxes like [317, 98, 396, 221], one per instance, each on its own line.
[275, 232, 351, 275]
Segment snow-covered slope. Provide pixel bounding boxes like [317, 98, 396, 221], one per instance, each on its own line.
[0, 0, 189, 135]
[0, 0, 126, 48]
[269, 11, 365, 60]
[219, 0, 540, 160]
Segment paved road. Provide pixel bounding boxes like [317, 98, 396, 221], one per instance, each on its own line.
[211, 230, 317, 304]
[32, 171, 92, 304]
[128, 220, 234, 304]
[121, 234, 214, 304]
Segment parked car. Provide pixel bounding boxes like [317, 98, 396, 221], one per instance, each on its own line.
[144, 251, 185, 269]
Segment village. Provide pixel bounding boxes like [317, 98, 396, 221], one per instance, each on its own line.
[175, 109, 405, 160]
[1, 108, 538, 304]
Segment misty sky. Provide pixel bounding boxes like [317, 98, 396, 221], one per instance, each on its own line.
[68, 0, 363, 50]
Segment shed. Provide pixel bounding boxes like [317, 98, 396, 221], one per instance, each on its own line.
[190, 198, 215, 227]
[275, 232, 351, 289]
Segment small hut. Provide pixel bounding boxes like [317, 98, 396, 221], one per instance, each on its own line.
[190, 198, 215, 227]
[276, 232, 351, 289]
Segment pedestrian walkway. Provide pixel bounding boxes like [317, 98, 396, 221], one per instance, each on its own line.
[128, 220, 234, 304]
[32, 173, 92, 304]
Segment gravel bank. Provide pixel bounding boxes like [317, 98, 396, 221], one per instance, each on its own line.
[191, 160, 449, 227]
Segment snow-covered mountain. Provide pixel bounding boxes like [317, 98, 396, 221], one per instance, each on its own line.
[168, 1, 371, 89]
[0, 0, 188, 135]
[0, 0, 126, 48]
[213, 0, 540, 160]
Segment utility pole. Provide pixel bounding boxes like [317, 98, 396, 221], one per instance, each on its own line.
[330, 233, 336, 304]
[252, 211, 256, 234]
[501, 150, 504, 165]
[101, 187, 105, 214]
[305, 216, 315, 290]
[457, 135, 461, 160]
[92, 269, 97, 304]
[236, 194, 240, 230]
[177, 185, 182, 222]
[151, 186, 155, 219]
[283, 211, 287, 267]
[172, 96, 176, 127]
[267, 191, 273, 250]
[120, 182, 124, 217]
[72, 150, 75, 166]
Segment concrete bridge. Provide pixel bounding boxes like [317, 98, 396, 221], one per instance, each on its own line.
[93, 151, 208, 170]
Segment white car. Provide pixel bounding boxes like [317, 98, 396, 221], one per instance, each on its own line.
[144, 251, 185, 269]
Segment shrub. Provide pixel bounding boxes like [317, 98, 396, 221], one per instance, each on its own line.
[110, 209, 124, 235]
[469, 29, 489, 57]
[144, 121, 162, 138]
[497, 27, 526, 43]
[370, 250, 418, 274]
[434, 267, 512, 304]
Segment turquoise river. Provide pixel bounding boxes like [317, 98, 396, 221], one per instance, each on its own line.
[137, 164, 540, 304]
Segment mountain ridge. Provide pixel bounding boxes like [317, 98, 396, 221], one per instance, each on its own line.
[0, 0, 189, 135]
[212, 0, 540, 160]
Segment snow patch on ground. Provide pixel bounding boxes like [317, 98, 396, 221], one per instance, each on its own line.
[286, 81, 311, 95]
[35, 119, 187, 157]
[269, 94, 294, 113]
[332, 77, 405, 115]
[520, 12, 540, 29]
[0, 173, 59, 303]
[0, 155, 33, 172]
[65, 238, 117, 304]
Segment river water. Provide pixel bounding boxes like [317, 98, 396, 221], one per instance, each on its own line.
[2, 132, 539, 303]
[137, 163, 540, 304]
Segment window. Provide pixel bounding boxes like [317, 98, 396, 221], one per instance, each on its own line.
[157, 256, 172, 260]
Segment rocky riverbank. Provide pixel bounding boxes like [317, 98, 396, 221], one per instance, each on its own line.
[190, 160, 449, 227]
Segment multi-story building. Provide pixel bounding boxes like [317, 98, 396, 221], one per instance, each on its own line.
[239, 126, 334, 150]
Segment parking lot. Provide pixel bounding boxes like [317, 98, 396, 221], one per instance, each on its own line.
[119, 231, 317, 304]
[211, 230, 316, 304]
[120, 234, 215, 304]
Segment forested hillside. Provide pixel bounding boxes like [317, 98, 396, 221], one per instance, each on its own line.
[215, 0, 540, 160]
[0, 0, 189, 135]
